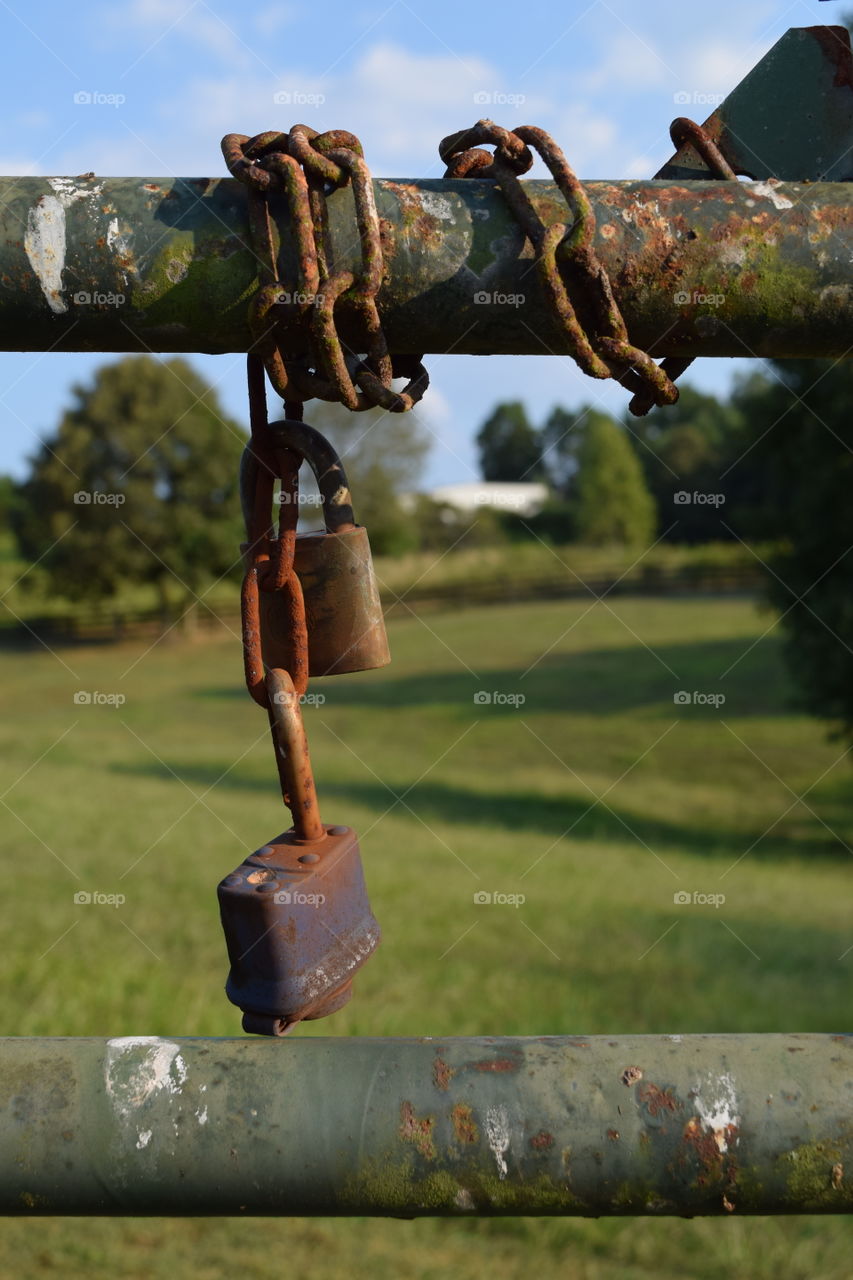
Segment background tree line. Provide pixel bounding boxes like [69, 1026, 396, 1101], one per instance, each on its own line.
[4, 354, 853, 747]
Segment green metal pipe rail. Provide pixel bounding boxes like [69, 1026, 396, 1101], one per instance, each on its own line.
[2, 176, 850, 360]
[3, 1034, 852, 1216]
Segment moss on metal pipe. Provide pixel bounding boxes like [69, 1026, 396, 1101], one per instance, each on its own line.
[2, 1034, 853, 1216]
[0, 175, 850, 361]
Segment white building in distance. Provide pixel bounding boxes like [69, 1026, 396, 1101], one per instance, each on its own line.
[425, 482, 549, 516]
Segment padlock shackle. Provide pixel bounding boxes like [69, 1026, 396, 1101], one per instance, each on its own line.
[266, 419, 357, 534]
[266, 668, 325, 842]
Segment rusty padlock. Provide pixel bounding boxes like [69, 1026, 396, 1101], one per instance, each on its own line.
[217, 668, 381, 1036]
[241, 419, 390, 678]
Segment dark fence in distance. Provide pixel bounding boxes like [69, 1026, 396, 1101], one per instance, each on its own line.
[0, 559, 765, 647]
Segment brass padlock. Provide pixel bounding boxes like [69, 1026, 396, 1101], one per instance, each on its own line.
[217, 668, 381, 1036]
[241, 419, 390, 678]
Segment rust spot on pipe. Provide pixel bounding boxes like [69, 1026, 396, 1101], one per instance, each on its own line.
[621, 1066, 643, 1087]
[683, 1116, 739, 1170]
[433, 1056, 453, 1091]
[451, 1104, 479, 1145]
[638, 1083, 681, 1116]
[529, 1130, 555, 1150]
[399, 1101, 436, 1160]
[381, 181, 445, 254]
[470, 1057, 519, 1073]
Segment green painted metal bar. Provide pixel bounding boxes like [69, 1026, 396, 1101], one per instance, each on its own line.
[3, 1034, 853, 1216]
[0, 175, 850, 362]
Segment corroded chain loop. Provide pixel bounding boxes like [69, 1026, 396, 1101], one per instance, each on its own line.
[625, 117, 740, 415]
[238, 354, 313, 815]
[667, 117, 737, 182]
[440, 118, 679, 417]
[240, 354, 309, 711]
[222, 127, 429, 414]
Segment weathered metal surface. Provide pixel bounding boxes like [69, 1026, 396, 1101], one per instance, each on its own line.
[217, 817, 381, 1036]
[241, 413, 390, 678]
[658, 26, 853, 181]
[291, 524, 390, 676]
[2, 175, 852, 359]
[2, 1035, 853, 1215]
[264, 417, 389, 678]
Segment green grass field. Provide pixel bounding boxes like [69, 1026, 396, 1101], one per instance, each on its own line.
[1, 594, 852, 1277]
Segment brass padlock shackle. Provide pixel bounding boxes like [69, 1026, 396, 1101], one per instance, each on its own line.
[240, 418, 357, 537]
[266, 667, 325, 842]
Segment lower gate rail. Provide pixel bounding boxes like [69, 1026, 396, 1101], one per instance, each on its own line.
[3, 1034, 852, 1216]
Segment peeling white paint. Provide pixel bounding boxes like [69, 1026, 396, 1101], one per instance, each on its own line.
[299, 928, 380, 1003]
[24, 178, 104, 313]
[329, 484, 351, 508]
[695, 1072, 739, 1153]
[104, 1036, 188, 1119]
[136, 1129, 152, 1149]
[24, 196, 70, 313]
[420, 192, 454, 222]
[106, 216, 137, 286]
[196, 1106, 208, 1125]
[484, 1105, 510, 1179]
[666, 1035, 683, 1043]
[717, 242, 747, 267]
[750, 181, 793, 211]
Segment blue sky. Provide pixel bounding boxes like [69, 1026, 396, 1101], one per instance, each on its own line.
[0, 0, 846, 486]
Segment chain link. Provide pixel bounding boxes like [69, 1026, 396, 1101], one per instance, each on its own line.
[440, 119, 679, 417]
[240, 350, 308, 695]
[223, 126, 429, 415]
[238, 351, 312, 818]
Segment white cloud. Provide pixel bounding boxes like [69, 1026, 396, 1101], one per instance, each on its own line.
[0, 159, 41, 176]
[106, 0, 276, 74]
[253, 4, 299, 37]
[579, 30, 670, 93]
[78, 41, 519, 180]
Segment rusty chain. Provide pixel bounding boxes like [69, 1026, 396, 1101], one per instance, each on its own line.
[440, 119, 679, 417]
[225, 117, 740, 422]
[223, 126, 429, 415]
[239, 351, 311, 816]
[624, 116, 741, 414]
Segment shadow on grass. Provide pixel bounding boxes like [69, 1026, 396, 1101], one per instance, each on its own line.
[111, 762, 853, 865]
[193, 634, 792, 719]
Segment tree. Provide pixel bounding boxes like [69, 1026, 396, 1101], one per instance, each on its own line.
[539, 403, 604, 497]
[12, 356, 246, 614]
[476, 401, 542, 482]
[630, 385, 745, 543]
[732, 358, 853, 739]
[0, 474, 19, 531]
[288, 399, 432, 556]
[572, 415, 656, 547]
